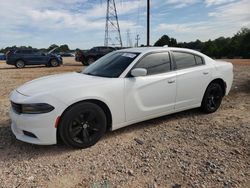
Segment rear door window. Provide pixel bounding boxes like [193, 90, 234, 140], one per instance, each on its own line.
[195, 55, 204, 65]
[172, 52, 196, 69]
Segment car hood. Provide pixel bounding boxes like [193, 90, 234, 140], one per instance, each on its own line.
[16, 72, 111, 96]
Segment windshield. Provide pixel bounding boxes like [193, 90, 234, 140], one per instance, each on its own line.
[83, 52, 140, 78]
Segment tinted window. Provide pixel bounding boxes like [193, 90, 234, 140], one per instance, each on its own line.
[99, 47, 108, 53]
[195, 55, 203, 65]
[90, 48, 98, 52]
[135, 52, 171, 75]
[16, 50, 32, 54]
[108, 47, 115, 51]
[83, 52, 139, 78]
[173, 52, 196, 69]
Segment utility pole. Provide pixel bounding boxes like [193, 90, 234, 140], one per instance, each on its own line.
[147, 0, 150, 46]
[104, 0, 123, 47]
[135, 34, 140, 47]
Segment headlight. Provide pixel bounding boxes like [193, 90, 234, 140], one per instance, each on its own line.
[22, 103, 55, 114]
[11, 102, 54, 114]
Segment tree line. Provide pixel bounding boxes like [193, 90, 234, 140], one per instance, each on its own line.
[154, 27, 250, 58]
[0, 44, 71, 54]
[1, 27, 249, 58]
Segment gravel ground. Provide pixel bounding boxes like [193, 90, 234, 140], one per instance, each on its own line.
[0, 58, 249, 188]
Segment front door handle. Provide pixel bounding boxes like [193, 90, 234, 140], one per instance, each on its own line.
[203, 71, 209, 75]
[168, 79, 175, 84]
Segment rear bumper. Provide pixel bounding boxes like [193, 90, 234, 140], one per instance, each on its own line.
[6, 60, 15, 65]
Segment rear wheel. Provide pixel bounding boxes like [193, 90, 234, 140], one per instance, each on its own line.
[50, 59, 59, 67]
[201, 82, 224, 113]
[59, 102, 107, 149]
[15, 60, 25, 68]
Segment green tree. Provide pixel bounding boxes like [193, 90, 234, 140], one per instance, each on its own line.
[58, 44, 70, 52]
[154, 35, 171, 46]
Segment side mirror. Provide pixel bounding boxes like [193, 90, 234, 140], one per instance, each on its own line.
[131, 68, 147, 77]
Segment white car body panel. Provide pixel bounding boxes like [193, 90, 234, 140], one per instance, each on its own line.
[124, 71, 176, 122]
[9, 47, 234, 145]
[174, 64, 212, 110]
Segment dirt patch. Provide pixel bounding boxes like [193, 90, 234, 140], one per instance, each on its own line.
[0, 59, 249, 187]
[222, 59, 250, 66]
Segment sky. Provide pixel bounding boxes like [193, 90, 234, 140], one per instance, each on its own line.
[0, 0, 249, 49]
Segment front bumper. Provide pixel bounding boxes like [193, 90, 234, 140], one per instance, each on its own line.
[10, 108, 58, 145]
[9, 90, 65, 145]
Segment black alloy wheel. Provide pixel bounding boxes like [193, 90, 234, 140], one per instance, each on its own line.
[59, 102, 107, 148]
[201, 82, 224, 113]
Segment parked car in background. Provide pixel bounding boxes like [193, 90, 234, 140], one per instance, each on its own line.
[59, 52, 74, 57]
[9, 47, 233, 148]
[75, 46, 116, 65]
[6, 48, 63, 68]
[0, 53, 6, 60]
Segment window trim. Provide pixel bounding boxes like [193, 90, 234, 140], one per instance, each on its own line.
[126, 51, 173, 77]
[170, 50, 205, 71]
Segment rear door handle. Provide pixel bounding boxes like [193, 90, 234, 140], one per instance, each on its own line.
[168, 79, 175, 84]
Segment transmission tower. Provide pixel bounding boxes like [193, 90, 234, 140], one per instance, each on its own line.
[126, 29, 132, 47]
[104, 0, 123, 47]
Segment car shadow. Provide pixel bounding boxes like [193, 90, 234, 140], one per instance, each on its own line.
[0, 64, 83, 70]
[104, 108, 205, 140]
[0, 108, 205, 162]
[0, 65, 46, 70]
[63, 63, 83, 67]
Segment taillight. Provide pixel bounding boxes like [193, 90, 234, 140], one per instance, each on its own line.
[6, 51, 12, 59]
[6, 51, 10, 58]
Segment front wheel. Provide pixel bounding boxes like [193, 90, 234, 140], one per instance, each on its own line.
[201, 82, 224, 113]
[59, 102, 107, 149]
[50, 59, 59, 67]
[86, 57, 95, 65]
[81, 61, 89, 66]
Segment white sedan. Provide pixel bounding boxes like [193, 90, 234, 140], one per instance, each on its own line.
[9, 47, 233, 148]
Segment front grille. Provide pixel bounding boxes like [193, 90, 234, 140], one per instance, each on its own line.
[11, 102, 22, 114]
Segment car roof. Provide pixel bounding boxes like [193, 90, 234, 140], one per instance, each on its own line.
[118, 47, 203, 55]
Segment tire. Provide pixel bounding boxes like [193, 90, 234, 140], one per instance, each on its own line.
[201, 82, 224, 113]
[81, 61, 89, 66]
[50, 59, 59, 67]
[15, 60, 25, 68]
[86, 57, 95, 65]
[59, 102, 107, 149]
